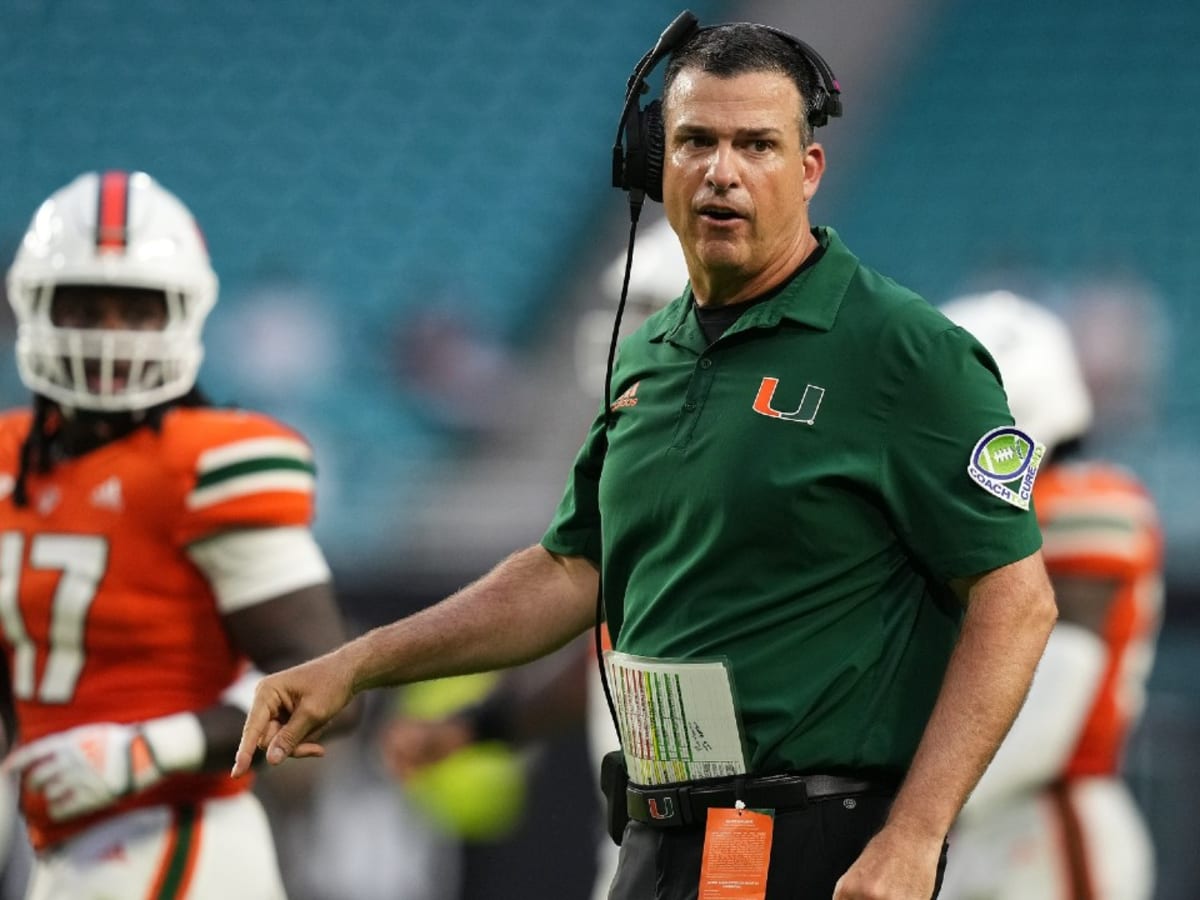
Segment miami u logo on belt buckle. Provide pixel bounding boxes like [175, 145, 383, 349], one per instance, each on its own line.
[647, 796, 675, 820]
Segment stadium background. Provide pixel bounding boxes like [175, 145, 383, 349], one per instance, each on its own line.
[1, 0, 1197, 897]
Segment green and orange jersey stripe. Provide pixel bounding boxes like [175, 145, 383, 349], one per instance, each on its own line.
[97, 170, 130, 253]
[146, 805, 203, 900]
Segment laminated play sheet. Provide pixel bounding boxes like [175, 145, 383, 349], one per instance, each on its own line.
[604, 651, 748, 786]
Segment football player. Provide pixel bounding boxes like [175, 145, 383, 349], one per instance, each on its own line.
[0, 171, 354, 898]
[938, 291, 1163, 900]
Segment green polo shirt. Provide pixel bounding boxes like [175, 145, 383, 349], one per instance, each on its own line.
[543, 227, 1042, 777]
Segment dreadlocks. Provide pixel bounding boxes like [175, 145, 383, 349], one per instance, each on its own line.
[12, 387, 213, 509]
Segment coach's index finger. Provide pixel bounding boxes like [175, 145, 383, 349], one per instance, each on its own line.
[231, 701, 276, 778]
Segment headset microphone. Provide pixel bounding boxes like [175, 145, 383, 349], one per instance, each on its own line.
[612, 9, 700, 219]
[625, 9, 700, 100]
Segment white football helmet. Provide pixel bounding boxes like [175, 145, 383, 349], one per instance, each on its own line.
[940, 290, 1093, 451]
[5, 171, 218, 411]
[576, 217, 689, 393]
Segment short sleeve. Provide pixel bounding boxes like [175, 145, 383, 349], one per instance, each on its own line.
[880, 325, 1043, 580]
[541, 410, 606, 565]
[187, 526, 332, 613]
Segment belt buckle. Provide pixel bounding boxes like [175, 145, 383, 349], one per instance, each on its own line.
[640, 785, 689, 826]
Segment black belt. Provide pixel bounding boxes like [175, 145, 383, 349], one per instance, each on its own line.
[626, 773, 895, 828]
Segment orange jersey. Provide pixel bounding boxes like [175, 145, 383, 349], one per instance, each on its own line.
[0, 406, 318, 849]
[1034, 462, 1164, 778]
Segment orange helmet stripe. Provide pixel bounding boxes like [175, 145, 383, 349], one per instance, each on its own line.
[96, 170, 130, 253]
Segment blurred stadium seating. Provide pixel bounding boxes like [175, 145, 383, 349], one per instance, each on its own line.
[0, 0, 726, 571]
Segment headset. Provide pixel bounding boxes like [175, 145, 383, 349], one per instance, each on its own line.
[596, 11, 843, 788]
[611, 9, 843, 210]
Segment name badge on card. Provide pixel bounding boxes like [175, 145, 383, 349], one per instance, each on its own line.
[698, 804, 775, 900]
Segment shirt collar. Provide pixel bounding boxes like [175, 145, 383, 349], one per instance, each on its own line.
[649, 226, 857, 344]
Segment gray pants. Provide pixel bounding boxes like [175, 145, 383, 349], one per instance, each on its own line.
[607, 792, 944, 900]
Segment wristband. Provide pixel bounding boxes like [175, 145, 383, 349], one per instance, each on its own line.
[219, 666, 265, 715]
[141, 712, 206, 774]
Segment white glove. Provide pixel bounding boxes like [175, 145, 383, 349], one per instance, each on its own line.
[5, 713, 205, 822]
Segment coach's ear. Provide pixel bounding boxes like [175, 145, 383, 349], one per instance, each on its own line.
[801, 142, 825, 203]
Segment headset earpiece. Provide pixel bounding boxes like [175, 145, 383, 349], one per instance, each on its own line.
[807, 86, 831, 128]
[769, 30, 843, 128]
[617, 92, 666, 204]
[612, 10, 699, 208]
[638, 101, 667, 204]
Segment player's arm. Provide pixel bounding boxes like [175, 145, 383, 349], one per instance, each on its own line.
[0, 658, 14, 757]
[834, 549, 1058, 900]
[189, 581, 358, 771]
[187, 525, 358, 769]
[234, 543, 598, 775]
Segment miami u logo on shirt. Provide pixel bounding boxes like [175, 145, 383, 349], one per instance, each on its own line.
[752, 377, 825, 425]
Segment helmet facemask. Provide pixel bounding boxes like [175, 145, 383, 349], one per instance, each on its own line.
[14, 283, 206, 412]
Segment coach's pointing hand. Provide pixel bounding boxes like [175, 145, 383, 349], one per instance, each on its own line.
[232, 650, 356, 776]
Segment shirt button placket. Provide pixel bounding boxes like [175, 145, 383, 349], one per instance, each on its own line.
[671, 356, 715, 450]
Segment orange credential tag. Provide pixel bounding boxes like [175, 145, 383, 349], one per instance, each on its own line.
[698, 806, 775, 900]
